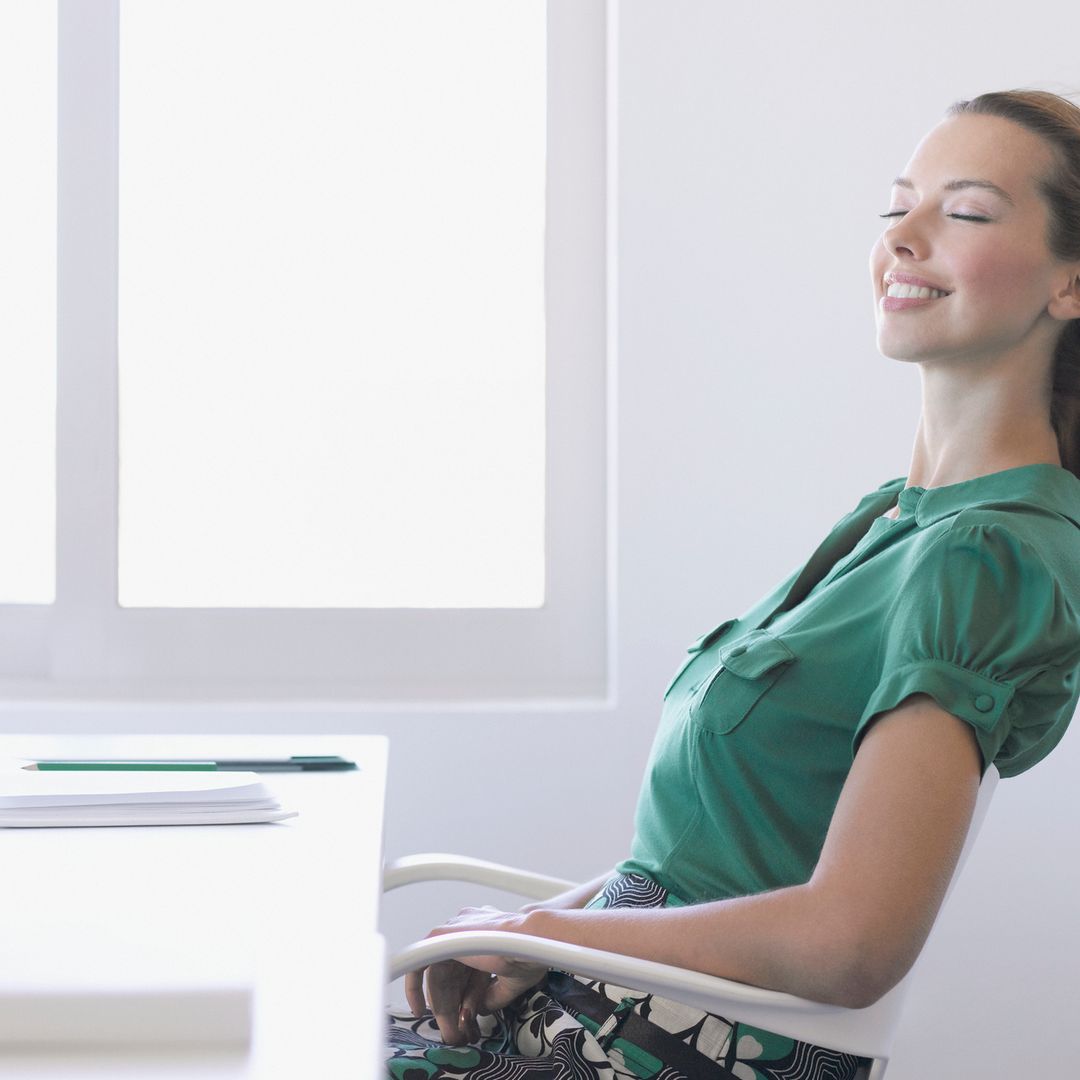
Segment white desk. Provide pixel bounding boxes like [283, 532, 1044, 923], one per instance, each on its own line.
[0, 734, 388, 1079]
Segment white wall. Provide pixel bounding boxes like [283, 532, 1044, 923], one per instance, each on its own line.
[4, 2, 1079, 1074]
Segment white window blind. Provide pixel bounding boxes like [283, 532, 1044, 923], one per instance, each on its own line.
[0, 0, 56, 604]
[118, 0, 546, 608]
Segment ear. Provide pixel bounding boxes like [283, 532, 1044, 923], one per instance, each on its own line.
[1047, 266, 1080, 321]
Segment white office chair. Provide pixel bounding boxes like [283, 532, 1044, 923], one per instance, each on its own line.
[386, 765, 999, 1080]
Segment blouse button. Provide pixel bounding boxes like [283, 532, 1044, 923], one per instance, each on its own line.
[974, 693, 995, 713]
[728, 644, 747, 657]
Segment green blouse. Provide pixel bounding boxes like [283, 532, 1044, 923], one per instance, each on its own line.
[619, 464, 1080, 904]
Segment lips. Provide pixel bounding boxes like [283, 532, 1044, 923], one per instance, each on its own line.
[880, 291, 949, 313]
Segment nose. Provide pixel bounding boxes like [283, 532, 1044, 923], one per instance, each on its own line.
[881, 210, 927, 262]
[871, 213, 926, 291]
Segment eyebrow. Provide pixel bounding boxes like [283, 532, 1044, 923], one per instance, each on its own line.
[891, 176, 1016, 207]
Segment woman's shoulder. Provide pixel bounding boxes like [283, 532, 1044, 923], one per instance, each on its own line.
[944, 506, 1080, 585]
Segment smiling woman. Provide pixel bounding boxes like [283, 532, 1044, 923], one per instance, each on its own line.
[871, 89, 1080, 484]
[386, 88, 1080, 1080]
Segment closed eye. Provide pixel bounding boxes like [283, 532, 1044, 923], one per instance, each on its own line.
[879, 211, 990, 222]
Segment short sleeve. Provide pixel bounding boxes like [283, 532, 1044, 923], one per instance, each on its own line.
[853, 521, 1080, 777]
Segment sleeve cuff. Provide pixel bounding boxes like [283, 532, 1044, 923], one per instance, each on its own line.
[853, 658, 1017, 772]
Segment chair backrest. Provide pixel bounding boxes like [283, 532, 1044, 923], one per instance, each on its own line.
[848, 763, 1001, 1073]
[729, 763, 1000, 1066]
[935, 763, 1000, 912]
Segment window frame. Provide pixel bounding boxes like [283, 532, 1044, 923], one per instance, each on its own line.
[0, 0, 610, 704]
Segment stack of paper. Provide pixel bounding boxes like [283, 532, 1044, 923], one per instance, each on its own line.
[0, 918, 255, 1046]
[0, 771, 299, 827]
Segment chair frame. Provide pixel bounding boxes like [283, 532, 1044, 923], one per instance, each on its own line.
[386, 765, 999, 1079]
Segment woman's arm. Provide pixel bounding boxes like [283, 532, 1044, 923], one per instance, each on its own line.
[517, 872, 613, 913]
[402, 871, 615, 1037]
[433, 693, 983, 1011]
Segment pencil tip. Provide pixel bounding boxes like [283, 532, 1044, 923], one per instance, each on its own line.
[21, 764, 36, 770]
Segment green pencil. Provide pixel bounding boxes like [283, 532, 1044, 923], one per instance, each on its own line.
[22, 756, 357, 772]
[27, 762, 219, 771]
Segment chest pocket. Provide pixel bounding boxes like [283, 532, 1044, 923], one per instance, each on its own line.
[661, 618, 738, 701]
[688, 628, 797, 734]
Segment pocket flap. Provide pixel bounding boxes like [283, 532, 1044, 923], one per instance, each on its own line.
[687, 618, 738, 654]
[719, 629, 796, 678]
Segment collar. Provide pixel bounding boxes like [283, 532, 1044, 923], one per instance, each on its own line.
[874, 464, 1080, 530]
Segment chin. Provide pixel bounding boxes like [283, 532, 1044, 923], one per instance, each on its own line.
[874, 337, 932, 363]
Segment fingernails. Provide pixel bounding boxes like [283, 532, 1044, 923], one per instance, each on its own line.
[460, 1006, 478, 1042]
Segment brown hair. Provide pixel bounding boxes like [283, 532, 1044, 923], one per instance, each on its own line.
[944, 89, 1080, 478]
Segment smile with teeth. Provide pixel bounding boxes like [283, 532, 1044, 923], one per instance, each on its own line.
[886, 283, 949, 300]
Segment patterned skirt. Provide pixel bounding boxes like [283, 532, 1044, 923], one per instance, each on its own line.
[386, 873, 869, 1080]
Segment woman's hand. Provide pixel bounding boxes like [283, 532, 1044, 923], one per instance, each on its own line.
[403, 905, 550, 1044]
[406, 959, 492, 1045]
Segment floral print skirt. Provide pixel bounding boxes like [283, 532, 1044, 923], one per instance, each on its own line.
[386, 873, 869, 1080]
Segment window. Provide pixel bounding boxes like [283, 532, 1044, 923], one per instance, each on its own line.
[0, 0, 55, 606]
[119, 0, 545, 611]
[2, 0, 608, 702]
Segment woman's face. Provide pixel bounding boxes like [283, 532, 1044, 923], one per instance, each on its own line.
[869, 112, 1074, 370]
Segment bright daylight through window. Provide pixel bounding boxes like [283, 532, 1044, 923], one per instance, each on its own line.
[118, 0, 546, 608]
[0, 2, 56, 604]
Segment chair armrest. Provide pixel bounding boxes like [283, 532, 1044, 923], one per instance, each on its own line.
[383, 854, 578, 899]
[390, 929, 903, 1063]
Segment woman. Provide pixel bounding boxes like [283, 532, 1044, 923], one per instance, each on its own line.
[387, 88, 1080, 1080]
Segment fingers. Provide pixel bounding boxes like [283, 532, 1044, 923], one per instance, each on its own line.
[428, 969, 465, 1045]
[461, 968, 492, 1036]
[431, 1004, 466, 1046]
[405, 959, 544, 1042]
[483, 974, 533, 1012]
[427, 961, 474, 1046]
[404, 967, 428, 1019]
[482, 976, 513, 1013]
[458, 983, 483, 1043]
[458, 1005, 481, 1044]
